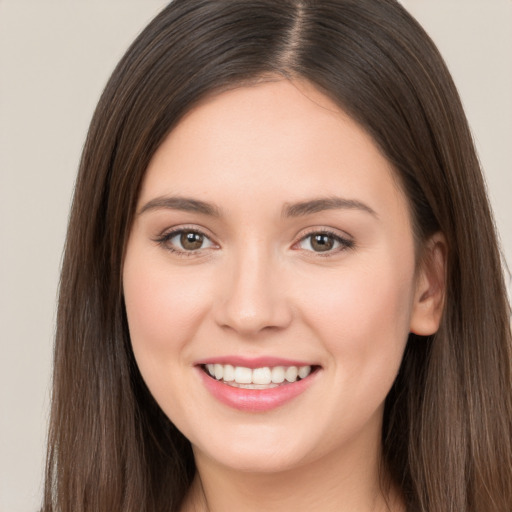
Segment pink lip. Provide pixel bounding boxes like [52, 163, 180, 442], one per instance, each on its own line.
[195, 356, 314, 369]
[196, 365, 319, 413]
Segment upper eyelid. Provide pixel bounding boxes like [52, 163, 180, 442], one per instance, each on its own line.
[158, 224, 216, 240]
[294, 226, 354, 242]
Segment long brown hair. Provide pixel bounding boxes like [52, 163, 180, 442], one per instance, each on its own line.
[43, 1, 512, 511]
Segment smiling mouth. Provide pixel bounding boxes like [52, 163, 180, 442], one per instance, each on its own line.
[201, 363, 319, 389]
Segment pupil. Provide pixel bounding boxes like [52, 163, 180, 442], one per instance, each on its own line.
[312, 234, 334, 252]
[181, 232, 203, 250]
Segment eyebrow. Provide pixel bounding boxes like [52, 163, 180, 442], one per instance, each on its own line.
[138, 196, 221, 217]
[282, 196, 378, 218]
[138, 195, 377, 219]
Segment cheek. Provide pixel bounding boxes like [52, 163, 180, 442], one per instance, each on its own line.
[298, 254, 415, 375]
[123, 252, 212, 364]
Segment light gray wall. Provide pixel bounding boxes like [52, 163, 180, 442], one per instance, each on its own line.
[0, 1, 510, 510]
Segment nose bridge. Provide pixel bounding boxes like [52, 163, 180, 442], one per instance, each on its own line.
[215, 239, 291, 335]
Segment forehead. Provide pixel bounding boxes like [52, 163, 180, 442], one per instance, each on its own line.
[139, 79, 408, 224]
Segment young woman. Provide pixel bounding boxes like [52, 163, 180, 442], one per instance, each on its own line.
[43, 1, 512, 511]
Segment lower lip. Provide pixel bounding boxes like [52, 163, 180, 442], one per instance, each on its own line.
[197, 367, 318, 412]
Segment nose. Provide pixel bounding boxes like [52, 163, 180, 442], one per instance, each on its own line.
[213, 245, 293, 336]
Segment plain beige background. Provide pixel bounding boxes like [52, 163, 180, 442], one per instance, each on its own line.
[0, 1, 511, 510]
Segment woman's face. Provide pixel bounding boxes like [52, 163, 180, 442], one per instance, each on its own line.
[123, 80, 434, 474]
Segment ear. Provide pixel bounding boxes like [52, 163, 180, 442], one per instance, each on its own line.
[409, 232, 447, 336]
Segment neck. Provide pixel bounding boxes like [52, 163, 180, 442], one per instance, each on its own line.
[181, 438, 404, 512]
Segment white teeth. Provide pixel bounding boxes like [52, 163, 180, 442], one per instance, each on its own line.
[298, 366, 311, 379]
[214, 363, 223, 380]
[271, 366, 285, 384]
[253, 367, 272, 385]
[285, 366, 298, 382]
[223, 364, 235, 382]
[204, 364, 314, 385]
[234, 366, 252, 384]
[227, 382, 279, 389]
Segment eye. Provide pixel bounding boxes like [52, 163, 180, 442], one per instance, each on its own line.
[157, 228, 215, 253]
[296, 231, 354, 253]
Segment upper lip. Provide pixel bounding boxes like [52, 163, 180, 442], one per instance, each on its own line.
[195, 356, 318, 369]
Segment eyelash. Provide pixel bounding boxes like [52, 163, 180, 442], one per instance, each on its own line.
[154, 227, 355, 257]
[154, 227, 216, 257]
[295, 229, 355, 256]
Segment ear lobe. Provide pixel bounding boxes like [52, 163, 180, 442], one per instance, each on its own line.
[409, 233, 447, 336]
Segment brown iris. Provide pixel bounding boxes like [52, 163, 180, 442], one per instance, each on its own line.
[310, 234, 335, 252]
[180, 231, 204, 250]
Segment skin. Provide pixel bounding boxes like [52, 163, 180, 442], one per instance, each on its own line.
[123, 79, 445, 512]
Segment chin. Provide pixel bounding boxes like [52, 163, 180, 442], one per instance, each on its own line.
[189, 421, 324, 474]
[196, 445, 305, 474]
